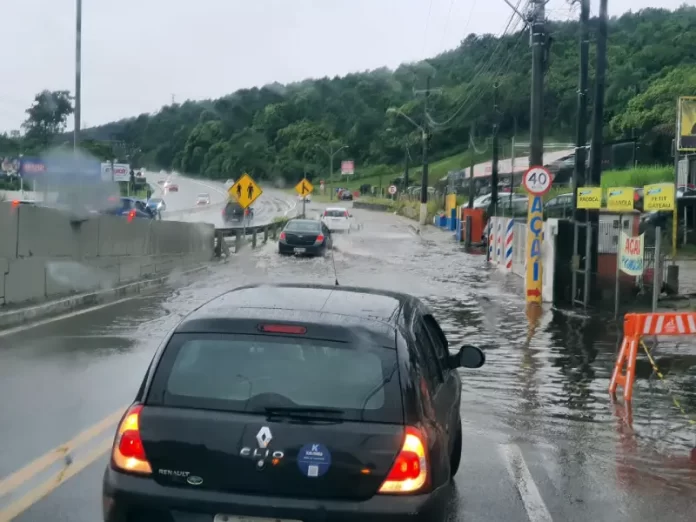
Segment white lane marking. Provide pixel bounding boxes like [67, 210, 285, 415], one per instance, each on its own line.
[499, 443, 553, 522]
[0, 297, 137, 337]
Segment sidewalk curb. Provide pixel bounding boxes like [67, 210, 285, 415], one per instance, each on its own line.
[0, 264, 210, 331]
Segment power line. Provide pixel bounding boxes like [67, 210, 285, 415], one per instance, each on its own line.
[426, 0, 528, 128]
[427, 19, 527, 129]
[422, 0, 435, 55]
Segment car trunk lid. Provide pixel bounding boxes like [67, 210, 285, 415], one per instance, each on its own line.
[140, 407, 404, 500]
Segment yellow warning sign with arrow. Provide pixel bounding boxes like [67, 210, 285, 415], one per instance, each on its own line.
[229, 173, 262, 209]
[295, 178, 314, 197]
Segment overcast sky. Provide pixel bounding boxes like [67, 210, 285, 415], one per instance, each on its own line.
[1, 0, 691, 132]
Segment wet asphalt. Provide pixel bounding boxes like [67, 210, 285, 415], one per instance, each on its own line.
[2, 196, 696, 521]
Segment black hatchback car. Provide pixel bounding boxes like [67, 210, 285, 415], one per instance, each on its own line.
[102, 283, 485, 522]
[279, 218, 333, 256]
[222, 201, 254, 223]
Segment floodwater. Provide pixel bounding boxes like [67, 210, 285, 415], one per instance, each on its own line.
[2, 203, 696, 521]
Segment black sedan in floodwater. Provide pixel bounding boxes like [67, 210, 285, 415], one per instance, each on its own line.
[279, 218, 333, 256]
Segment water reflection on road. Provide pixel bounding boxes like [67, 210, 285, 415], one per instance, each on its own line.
[3, 204, 696, 521]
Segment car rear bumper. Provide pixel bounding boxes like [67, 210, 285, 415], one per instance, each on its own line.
[103, 467, 445, 522]
[278, 242, 324, 255]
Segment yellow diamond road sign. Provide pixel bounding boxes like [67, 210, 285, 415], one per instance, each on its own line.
[229, 173, 262, 209]
[295, 179, 314, 197]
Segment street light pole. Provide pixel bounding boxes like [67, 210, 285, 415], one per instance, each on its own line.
[419, 76, 430, 225]
[74, 0, 82, 152]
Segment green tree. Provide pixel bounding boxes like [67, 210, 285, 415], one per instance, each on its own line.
[22, 90, 74, 150]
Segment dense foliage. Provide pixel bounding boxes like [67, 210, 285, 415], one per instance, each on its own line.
[3, 6, 696, 184]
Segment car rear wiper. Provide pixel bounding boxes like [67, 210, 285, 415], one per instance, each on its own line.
[264, 406, 345, 416]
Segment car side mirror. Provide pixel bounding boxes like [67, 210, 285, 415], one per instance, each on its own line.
[453, 345, 485, 369]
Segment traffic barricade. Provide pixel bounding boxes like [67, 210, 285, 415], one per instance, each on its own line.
[609, 311, 696, 401]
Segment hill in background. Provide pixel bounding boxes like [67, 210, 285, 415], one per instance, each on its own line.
[82, 6, 696, 185]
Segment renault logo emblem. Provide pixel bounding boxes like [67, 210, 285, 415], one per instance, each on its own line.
[256, 426, 272, 448]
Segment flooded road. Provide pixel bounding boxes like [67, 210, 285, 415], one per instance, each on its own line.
[1, 203, 696, 521]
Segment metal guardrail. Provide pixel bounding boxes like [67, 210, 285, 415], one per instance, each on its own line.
[214, 218, 290, 257]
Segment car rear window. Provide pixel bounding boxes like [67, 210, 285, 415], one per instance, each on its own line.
[324, 210, 346, 217]
[147, 333, 402, 423]
[285, 221, 321, 232]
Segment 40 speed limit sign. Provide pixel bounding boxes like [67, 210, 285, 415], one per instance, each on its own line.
[522, 166, 553, 196]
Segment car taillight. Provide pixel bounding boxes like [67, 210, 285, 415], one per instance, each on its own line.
[378, 426, 428, 494]
[11, 200, 19, 208]
[111, 404, 152, 475]
[279, 231, 286, 241]
[315, 234, 324, 244]
[323, 211, 328, 216]
[344, 211, 349, 217]
[127, 209, 136, 222]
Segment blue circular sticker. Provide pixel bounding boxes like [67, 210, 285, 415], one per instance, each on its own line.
[297, 443, 331, 478]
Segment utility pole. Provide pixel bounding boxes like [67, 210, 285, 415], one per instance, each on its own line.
[74, 0, 82, 152]
[571, 0, 591, 307]
[510, 116, 517, 213]
[588, 0, 609, 299]
[403, 147, 410, 193]
[316, 144, 347, 200]
[529, 0, 546, 166]
[490, 82, 499, 217]
[467, 128, 476, 210]
[419, 76, 431, 225]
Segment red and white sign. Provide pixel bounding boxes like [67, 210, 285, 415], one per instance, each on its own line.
[341, 160, 354, 175]
[388, 185, 397, 195]
[101, 162, 130, 182]
[522, 166, 552, 195]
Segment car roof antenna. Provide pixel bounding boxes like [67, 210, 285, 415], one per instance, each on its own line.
[330, 241, 339, 286]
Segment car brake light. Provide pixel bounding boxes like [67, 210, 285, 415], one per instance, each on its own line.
[344, 211, 349, 217]
[323, 211, 328, 216]
[279, 231, 286, 241]
[315, 234, 324, 244]
[127, 209, 136, 222]
[378, 426, 429, 494]
[258, 324, 307, 334]
[111, 404, 152, 475]
[11, 200, 20, 207]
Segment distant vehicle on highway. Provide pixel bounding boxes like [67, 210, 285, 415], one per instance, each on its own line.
[297, 193, 312, 203]
[279, 218, 332, 256]
[146, 197, 166, 217]
[224, 178, 235, 188]
[222, 200, 253, 223]
[196, 193, 210, 205]
[337, 189, 353, 201]
[166, 183, 178, 192]
[102, 197, 156, 220]
[321, 207, 352, 232]
[101, 282, 485, 522]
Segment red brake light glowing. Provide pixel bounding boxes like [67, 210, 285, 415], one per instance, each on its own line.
[315, 234, 324, 243]
[127, 209, 136, 222]
[258, 324, 307, 334]
[11, 200, 20, 208]
[378, 426, 429, 494]
[279, 231, 286, 240]
[111, 404, 152, 475]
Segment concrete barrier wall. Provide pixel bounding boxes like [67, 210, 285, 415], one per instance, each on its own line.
[0, 203, 214, 306]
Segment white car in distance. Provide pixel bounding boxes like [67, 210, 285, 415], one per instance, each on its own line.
[196, 193, 211, 205]
[321, 207, 352, 232]
[297, 194, 311, 203]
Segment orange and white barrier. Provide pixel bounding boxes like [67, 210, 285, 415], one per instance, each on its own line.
[609, 312, 696, 401]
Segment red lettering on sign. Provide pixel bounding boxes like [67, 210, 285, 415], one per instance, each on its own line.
[624, 237, 640, 255]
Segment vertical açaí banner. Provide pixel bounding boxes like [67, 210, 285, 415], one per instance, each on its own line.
[619, 232, 644, 276]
